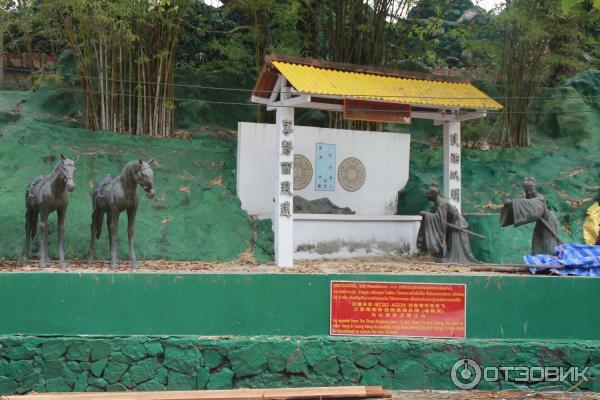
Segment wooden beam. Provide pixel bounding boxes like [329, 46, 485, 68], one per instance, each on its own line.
[12, 386, 392, 400]
[267, 94, 311, 111]
[250, 95, 269, 105]
[455, 111, 487, 122]
[306, 94, 461, 113]
[268, 75, 285, 104]
[412, 111, 456, 121]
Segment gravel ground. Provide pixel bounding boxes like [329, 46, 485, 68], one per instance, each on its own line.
[0, 256, 537, 275]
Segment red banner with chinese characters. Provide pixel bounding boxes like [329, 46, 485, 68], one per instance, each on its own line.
[330, 281, 466, 338]
[343, 99, 411, 124]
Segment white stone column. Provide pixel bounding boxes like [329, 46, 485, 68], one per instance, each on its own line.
[443, 120, 461, 212]
[274, 85, 295, 267]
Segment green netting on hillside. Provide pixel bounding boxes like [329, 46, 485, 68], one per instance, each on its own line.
[2, 67, 600, 264]
[399, 139, 600, 264]
[398, 70, 600, 264]
[0, 93, 257, 262]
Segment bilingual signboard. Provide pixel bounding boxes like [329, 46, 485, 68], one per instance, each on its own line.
[330, 281, 466, 338]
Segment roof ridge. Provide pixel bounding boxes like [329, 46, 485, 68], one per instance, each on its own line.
[265, 54, 469, 84]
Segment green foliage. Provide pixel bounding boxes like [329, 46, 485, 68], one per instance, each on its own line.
[561, 0, 600, 14]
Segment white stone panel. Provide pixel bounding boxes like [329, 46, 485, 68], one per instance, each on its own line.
[237, 122, 411, 216]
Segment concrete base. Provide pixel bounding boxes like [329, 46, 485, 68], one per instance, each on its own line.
[293, 214, 422, 259]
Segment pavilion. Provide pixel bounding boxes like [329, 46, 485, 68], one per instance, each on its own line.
[248, 55, 502, 267]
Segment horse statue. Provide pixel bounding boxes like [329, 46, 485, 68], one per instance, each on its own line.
[25, 154, 78, 268]
[87, 159, 155, 269]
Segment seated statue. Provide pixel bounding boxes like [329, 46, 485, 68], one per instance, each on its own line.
[416, 184, 479, 264]
[293, 195, 355, 214]
[500, 176, 559, 255]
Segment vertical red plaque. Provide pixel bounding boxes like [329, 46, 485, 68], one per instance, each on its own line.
[330, 281, 466, 338]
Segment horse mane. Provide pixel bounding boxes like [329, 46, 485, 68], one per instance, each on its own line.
[121, 160, 142, 176]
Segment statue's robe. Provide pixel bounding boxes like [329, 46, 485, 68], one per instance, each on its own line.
[500, 194, 559, 255]
[417, 198, 479, 264]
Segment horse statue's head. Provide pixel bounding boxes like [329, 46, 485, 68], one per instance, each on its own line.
[58, 153, 78, 192]
[134, 159, 156, 199]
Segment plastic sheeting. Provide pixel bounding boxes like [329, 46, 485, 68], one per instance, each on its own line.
[525, 243, 600, 276]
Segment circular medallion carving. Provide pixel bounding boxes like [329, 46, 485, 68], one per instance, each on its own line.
[293, 154, 313, 190]
[338, 157, 366, 192]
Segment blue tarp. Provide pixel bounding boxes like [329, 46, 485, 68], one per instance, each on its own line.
[524, 243, 600, 276]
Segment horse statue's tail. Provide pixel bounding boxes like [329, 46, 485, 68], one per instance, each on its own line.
[25, 208, 38, 239]
[24, 189, 38, 239]
[91, 189, 104, 240]
[93, 209, 104, 240]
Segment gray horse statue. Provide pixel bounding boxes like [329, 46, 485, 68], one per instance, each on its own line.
[87, 159, 155, 269]
[25, 154, 78, 268]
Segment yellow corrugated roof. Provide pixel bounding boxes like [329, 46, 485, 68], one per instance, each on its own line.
[272, 61, 502, 110]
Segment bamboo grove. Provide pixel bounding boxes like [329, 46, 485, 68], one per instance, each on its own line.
[43, 0, 185, 137]
[5, 0, 598, 144]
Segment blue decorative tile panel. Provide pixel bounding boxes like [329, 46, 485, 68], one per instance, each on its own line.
[315, 143, 336, 191]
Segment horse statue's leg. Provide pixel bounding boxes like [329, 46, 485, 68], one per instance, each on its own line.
[57, 207, 68, 268]
[108, 210, 120, 269]
[39, 211, 49, 268]
[127, 207, 139, 269]
[87, 207, 103, 264]
[24, 207, 38, 259]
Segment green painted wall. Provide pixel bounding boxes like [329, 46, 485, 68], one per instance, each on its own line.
[0, 273, 599, 339]
[1, 335, 599, 395]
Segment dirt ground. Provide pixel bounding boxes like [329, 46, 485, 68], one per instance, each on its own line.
[387, 390, 600, 399]
[0, 256, 541, 275]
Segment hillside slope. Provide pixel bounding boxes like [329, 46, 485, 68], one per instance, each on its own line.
[0, 88, 271, 264]
[1, 69, 599, 265]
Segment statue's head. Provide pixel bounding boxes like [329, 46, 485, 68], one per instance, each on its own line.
[425, 184, 440, 201]
[59, 153, 78, 192]
[523, 177, 538, 199]
[134, 159, 156, 199]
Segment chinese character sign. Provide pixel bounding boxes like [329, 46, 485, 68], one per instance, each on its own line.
[330, 281, 466, 338]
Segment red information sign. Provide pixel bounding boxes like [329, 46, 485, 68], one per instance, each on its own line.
[330, 281, 466, 338]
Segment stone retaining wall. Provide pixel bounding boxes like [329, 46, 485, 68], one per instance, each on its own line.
[1, 336, 599, 395]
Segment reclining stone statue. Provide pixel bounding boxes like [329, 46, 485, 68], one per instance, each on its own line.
[416, 184, 480, 264]
[24, 154, 78, 268]
[500, 176, 560, 255]
[87, 159, 155, 269]
[293, 195, 355, 214]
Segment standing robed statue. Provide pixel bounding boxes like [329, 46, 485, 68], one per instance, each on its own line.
[417, 184, 480, 264]
[500, 176, 560, 255]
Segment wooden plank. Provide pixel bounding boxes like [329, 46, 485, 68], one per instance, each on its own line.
[12, 386, 391, 400]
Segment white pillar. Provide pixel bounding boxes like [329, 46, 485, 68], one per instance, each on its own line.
[274, 86, 295, 267]
[443, 120, 461, 212]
